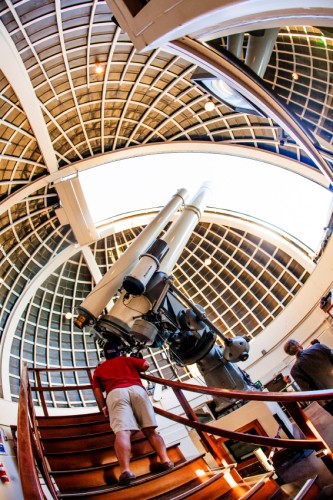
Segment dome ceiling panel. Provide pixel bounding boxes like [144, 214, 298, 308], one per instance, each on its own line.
[5, 219, 311, 405]
[0, 69, 46, 201]
[264, 26, 333, 146]
[207, 25, 333, 153]
[1, 1, 319, 167]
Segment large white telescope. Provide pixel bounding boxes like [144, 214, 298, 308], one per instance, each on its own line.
[93, 183, 212, 342]
[75, 183, 254, 415]
[75, 188, 188, 329]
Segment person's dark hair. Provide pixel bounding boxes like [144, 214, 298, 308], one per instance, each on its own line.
[103, 341, 121, 360]
[310, 339, 320, 345]
[284, 339, 301, 356]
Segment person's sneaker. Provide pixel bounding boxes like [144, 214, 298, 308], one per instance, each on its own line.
[118, 471, 135, 485]
[159, 461, 174, 471]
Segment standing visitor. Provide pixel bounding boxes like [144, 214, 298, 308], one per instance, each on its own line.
[283, 339, 333, 415]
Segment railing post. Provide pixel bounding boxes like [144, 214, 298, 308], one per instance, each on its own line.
[35, 369, 48, 416]
[172, 387, 224, 467]
[284, 401, 333, 475]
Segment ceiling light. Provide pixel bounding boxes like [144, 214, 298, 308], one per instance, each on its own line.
[65, 312, 73, 320]
[192, 69, 264, 117]
[0, 277, 4, 285]
[204, 99, 215, 112]
[95, 63, 103, 74]
[204, 258, 212, 265]
[292, 72, 299, 80]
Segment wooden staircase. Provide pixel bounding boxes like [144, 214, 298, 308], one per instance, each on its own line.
[34, 410, 283, 499]
[18, 365, 330, 499]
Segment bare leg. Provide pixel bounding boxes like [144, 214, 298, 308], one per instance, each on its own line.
[114, 430, 132, 473]
[142, 427, 171, 463]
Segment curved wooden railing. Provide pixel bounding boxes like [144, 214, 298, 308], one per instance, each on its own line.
[18, 364, 59, 499]
[141, 373, 333, 473]
[17, 364, 46, 499]
[18, 364, 333, 499]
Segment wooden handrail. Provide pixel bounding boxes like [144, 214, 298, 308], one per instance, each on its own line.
[140, 374, 333, 475]
[153, 404, 322, 451]
[141, 373, 333, 403]
[29, 367, 93, 372]
[140, 373, 333, 474]
[28, 366, 93, 417]
[28, 366, 333, 402]
[18, 364, 60, 499]
[31, 384, 92, 391]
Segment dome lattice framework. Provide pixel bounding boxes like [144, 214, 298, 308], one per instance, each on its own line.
[4, 218, 310, 405]
[0, 1, 332, 407]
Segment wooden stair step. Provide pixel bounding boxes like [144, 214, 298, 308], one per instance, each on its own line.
[216, 485, 253, 499]
[41, 430, 143, 453]
[46, 436, 154, 471]
[36, 412, 106, 426]
[240, 475, 279, 500]
[218, 472, 280, 500]
[268, 476, 319, 500]
[150, 466, 237, 500]
[57, 455, 212, 499]
[38, 420, 111, 438]
[42, 430, 113, 453]
[51, 443, 185, 491]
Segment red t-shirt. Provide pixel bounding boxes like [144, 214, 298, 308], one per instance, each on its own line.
[92, 356, 146, 395]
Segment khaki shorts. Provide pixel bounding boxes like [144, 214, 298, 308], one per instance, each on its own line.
[106, 385, 157, 433]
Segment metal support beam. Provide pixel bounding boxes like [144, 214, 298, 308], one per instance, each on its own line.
[245, 28, 279, 78]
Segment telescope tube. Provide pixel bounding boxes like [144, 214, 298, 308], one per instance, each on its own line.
[160, 182, 211, 275]
[102, 183, 211, 332]
[75, 188, 188, 328]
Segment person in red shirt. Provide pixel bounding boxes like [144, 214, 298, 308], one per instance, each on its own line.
[92, 341, 173, 484]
